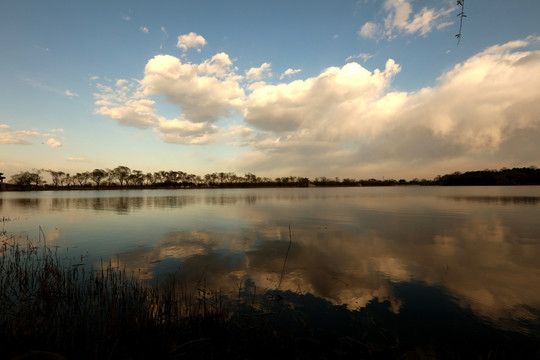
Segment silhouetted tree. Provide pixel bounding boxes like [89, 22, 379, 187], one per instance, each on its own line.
[46, 170, 64, 187]
[112, 166, 131, 186]
[91, 169, 107, 187]
[10, 171, 43, 187]
[144, 172, 155, 186]
[130, 170, 144, 186]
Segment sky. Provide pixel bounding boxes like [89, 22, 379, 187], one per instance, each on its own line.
[1, 0, 540, 181]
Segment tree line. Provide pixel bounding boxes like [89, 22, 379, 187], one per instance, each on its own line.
[3, 166, 540, 190]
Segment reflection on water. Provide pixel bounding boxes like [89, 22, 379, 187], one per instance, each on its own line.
[442, 195, 540, 205]
[1, 187, 540, 341]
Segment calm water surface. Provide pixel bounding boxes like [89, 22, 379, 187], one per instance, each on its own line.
[2, 186, 540, 340]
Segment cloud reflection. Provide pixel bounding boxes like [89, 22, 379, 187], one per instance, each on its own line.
[4, 188, 539, 334]
[110, 208, 540, 334]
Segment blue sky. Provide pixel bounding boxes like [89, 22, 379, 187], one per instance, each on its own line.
[1, 0, 540, 180]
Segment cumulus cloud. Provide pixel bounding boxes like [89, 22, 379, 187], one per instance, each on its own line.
[176, 32, 207, 51]
[93, 36, 540, 178]
[46, 138, 62, 148]
[94, 81, 160, 128]
[279, 68, 302, 80]
[246, 63, 272, 81]
[141, 54, 244, 123]
[359, 0, 453, 40]
[243, 59, 401, 133]
[234, 37, 540, 178]
[140, 26, 149, 33]
[94, 52, 245, 144]
[154, 118, 219, 145]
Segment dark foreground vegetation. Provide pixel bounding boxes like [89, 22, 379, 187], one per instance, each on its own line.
[2, 221, 539, 359]
[2, 166, 540, 191]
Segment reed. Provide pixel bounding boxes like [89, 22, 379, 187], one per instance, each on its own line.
[0, 233, 236, 359]
[0, 226, 322, 359]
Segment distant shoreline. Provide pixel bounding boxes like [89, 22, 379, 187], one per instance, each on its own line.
[2, 167, 540, 192]
[2, 183, 540, 193]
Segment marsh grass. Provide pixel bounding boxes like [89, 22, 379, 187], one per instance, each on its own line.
[0, 230, 239, 359]
[0, 227, 326, 360]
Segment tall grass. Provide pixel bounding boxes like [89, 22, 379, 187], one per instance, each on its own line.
[0, 223, 317, 359]
[0, 229, 235, 359]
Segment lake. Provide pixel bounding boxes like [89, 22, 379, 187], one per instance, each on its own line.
[2, 186, 540, 355]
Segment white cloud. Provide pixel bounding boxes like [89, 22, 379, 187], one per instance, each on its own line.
[358, 21, 381, 39]
[67, 156, 86, 162]
[279, 68, 302, 80]
[359, 0, 453, 40]
[154, 118, 219, 145]
[176, 32, 207, 51]
[49, 128, 64, 133]
[141, 54, 244, 123]
[246, 63, 272, 81]
[401, 6, 454, 36]
[140, 26, 149, 33]
[94, 52, 244, 144]
[93, 36, 540, 179]
[233, 37, 540, 178]
[0, 124, 32, 145]
[116, 79, 128, 87]
[345, 53, 374, 62]
[0, 124, 63, 145]
[46, 138, 62, 148]
[243, 59, 401, 133]
[65, 90, 79, 98]
[161, 26, 168, 37]
[16, 130, 41, 137]
[94, 81, 160, 128]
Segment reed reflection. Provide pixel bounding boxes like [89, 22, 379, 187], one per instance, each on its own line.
[442, 195, 540, 205]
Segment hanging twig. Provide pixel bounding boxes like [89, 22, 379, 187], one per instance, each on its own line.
[456, 0, 466, 44]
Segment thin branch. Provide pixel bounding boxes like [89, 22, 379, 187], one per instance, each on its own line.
[456, 0, 466, 44]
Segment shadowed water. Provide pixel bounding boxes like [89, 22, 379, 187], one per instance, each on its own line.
[2, 186, 540, 350]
